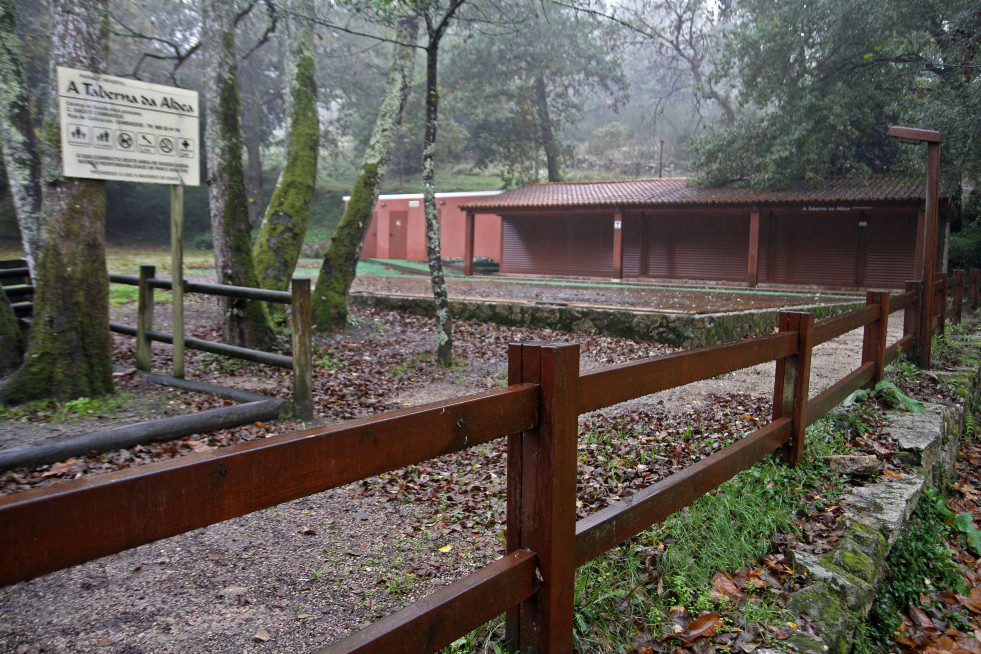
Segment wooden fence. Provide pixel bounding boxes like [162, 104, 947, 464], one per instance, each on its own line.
[0, 258, 32, 316]
[0, 259, 313, 420]
[107, 264, 313, 419]
[0, 269, 978, 654]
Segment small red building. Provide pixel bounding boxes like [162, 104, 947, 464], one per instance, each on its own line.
[459, 176, 953, 288]
[354, 191, 503, 261]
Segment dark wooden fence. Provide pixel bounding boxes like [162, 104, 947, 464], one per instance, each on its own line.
[0, 270, 978, 654]
[0, 258, 313, 419]
[107, 264, 313, 419]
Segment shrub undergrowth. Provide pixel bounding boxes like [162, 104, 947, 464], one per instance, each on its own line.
[858, 486, 966, 652]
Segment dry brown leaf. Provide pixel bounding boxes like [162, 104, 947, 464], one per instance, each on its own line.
[677, 613, 721, 644]
[710, 571, 745, 603]
[955, 635, 981, 654]
[910, 605, 942, 636]
[956, 592, 981, 616]
[41, 459, 79, 478]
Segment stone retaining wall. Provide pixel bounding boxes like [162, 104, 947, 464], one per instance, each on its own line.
[350, 292, 863, 348]
[760, 336, 981, 654]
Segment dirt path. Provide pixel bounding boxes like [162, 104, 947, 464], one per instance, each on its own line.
[0, 294, 914, 654]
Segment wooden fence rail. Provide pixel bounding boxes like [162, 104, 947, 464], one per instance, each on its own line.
[108, 265, 313, 419]
[0, 269, 979, 654]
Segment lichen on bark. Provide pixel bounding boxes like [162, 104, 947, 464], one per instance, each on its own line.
[419, 11, 459, 368]
[202, 0, 275, 350]
[0, 0, 42, 275]
[0, 0, 113, 405]
[252, 0, 318, 314]
[311, 17, 417, 332]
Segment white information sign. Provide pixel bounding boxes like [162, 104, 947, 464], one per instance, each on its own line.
[58, 67, 200, 186]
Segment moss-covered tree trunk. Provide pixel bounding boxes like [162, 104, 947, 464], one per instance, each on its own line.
[252, 0, 319, 310]
[0, 288, 22, 375]
[202, 0, 275, 350]
[0, 0, 42, 275]
[311, 17, 417, 331]
[0, 0, 113, 404]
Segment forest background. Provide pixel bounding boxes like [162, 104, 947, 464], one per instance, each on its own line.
[2, 0, 977, 269]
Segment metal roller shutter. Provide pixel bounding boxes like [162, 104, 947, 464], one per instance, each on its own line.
[502, 216, 613, 276]
[864, 214, 916, 288]
[647, 214, 749, 281]
[770, 214, 857, 286]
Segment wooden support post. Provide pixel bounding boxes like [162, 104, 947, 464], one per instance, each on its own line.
[506, 342, 580, 653]
[855, 213, 869, 286]
[171, 184, 185, 379]
[773, 312, 813, 467]
[913, 209, 925, 279]
[291, 278, 313, 421]
[862, 292, 890, 384]
[905, 281, 922, 360]
[919, 271, 935, 368]
[463, 211, 475, 277]
[136, 264, 155, 372]
[639, 214, 651, 278]
[747, 206, 760, 288]
[953, 269, 965, 324]
[938, 274, 948, 337]
[612, 209, 624, 280]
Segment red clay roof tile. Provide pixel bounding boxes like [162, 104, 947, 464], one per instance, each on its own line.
[461, 175, 931, 211]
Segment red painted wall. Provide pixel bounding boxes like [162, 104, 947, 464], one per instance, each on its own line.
[348, 191, 504, 261]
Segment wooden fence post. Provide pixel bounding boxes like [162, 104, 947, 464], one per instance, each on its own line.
[136, 264, 155, 372]
[291, 278, 313, 421]
[953, 270, 965, 324]
[862, 292, 890, 384]
[938, 274, 948, 337]
[506, 342, 579, 653]
[773, 312, 813, 467]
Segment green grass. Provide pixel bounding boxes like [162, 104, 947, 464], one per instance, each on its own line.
[109, 283, 174, 307]
[570, 416, 849, 652]
[0, 393, 130, 422]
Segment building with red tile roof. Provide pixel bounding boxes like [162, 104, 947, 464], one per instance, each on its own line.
[456, 175, 952, 288]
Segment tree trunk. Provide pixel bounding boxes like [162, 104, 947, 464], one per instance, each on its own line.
[311, 18, 417, 331]
[422, 42, 453, 366]
[202, 0, 275, 349]
[242, 101, 265, 230]
[0, 288, 22, 375]
[252, 0, 319, 313]
[534, 73, 561, 182]
[0, 0, 42, 275]
[0, 0, 113, 404]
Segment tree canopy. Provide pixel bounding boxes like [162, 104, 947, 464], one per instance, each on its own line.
[688, 0, 980, 188]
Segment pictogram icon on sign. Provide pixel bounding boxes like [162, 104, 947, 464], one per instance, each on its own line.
[93, 129, 112, 149]
[178, 138, 195, 158]
[117, 131, 134, 150]
[137, 133, 155, 153]
[159, 136, 175, 155]
[68, 124, 89, 146]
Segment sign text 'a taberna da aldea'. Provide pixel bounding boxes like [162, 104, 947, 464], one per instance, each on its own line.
[58, 66, 199, 186]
